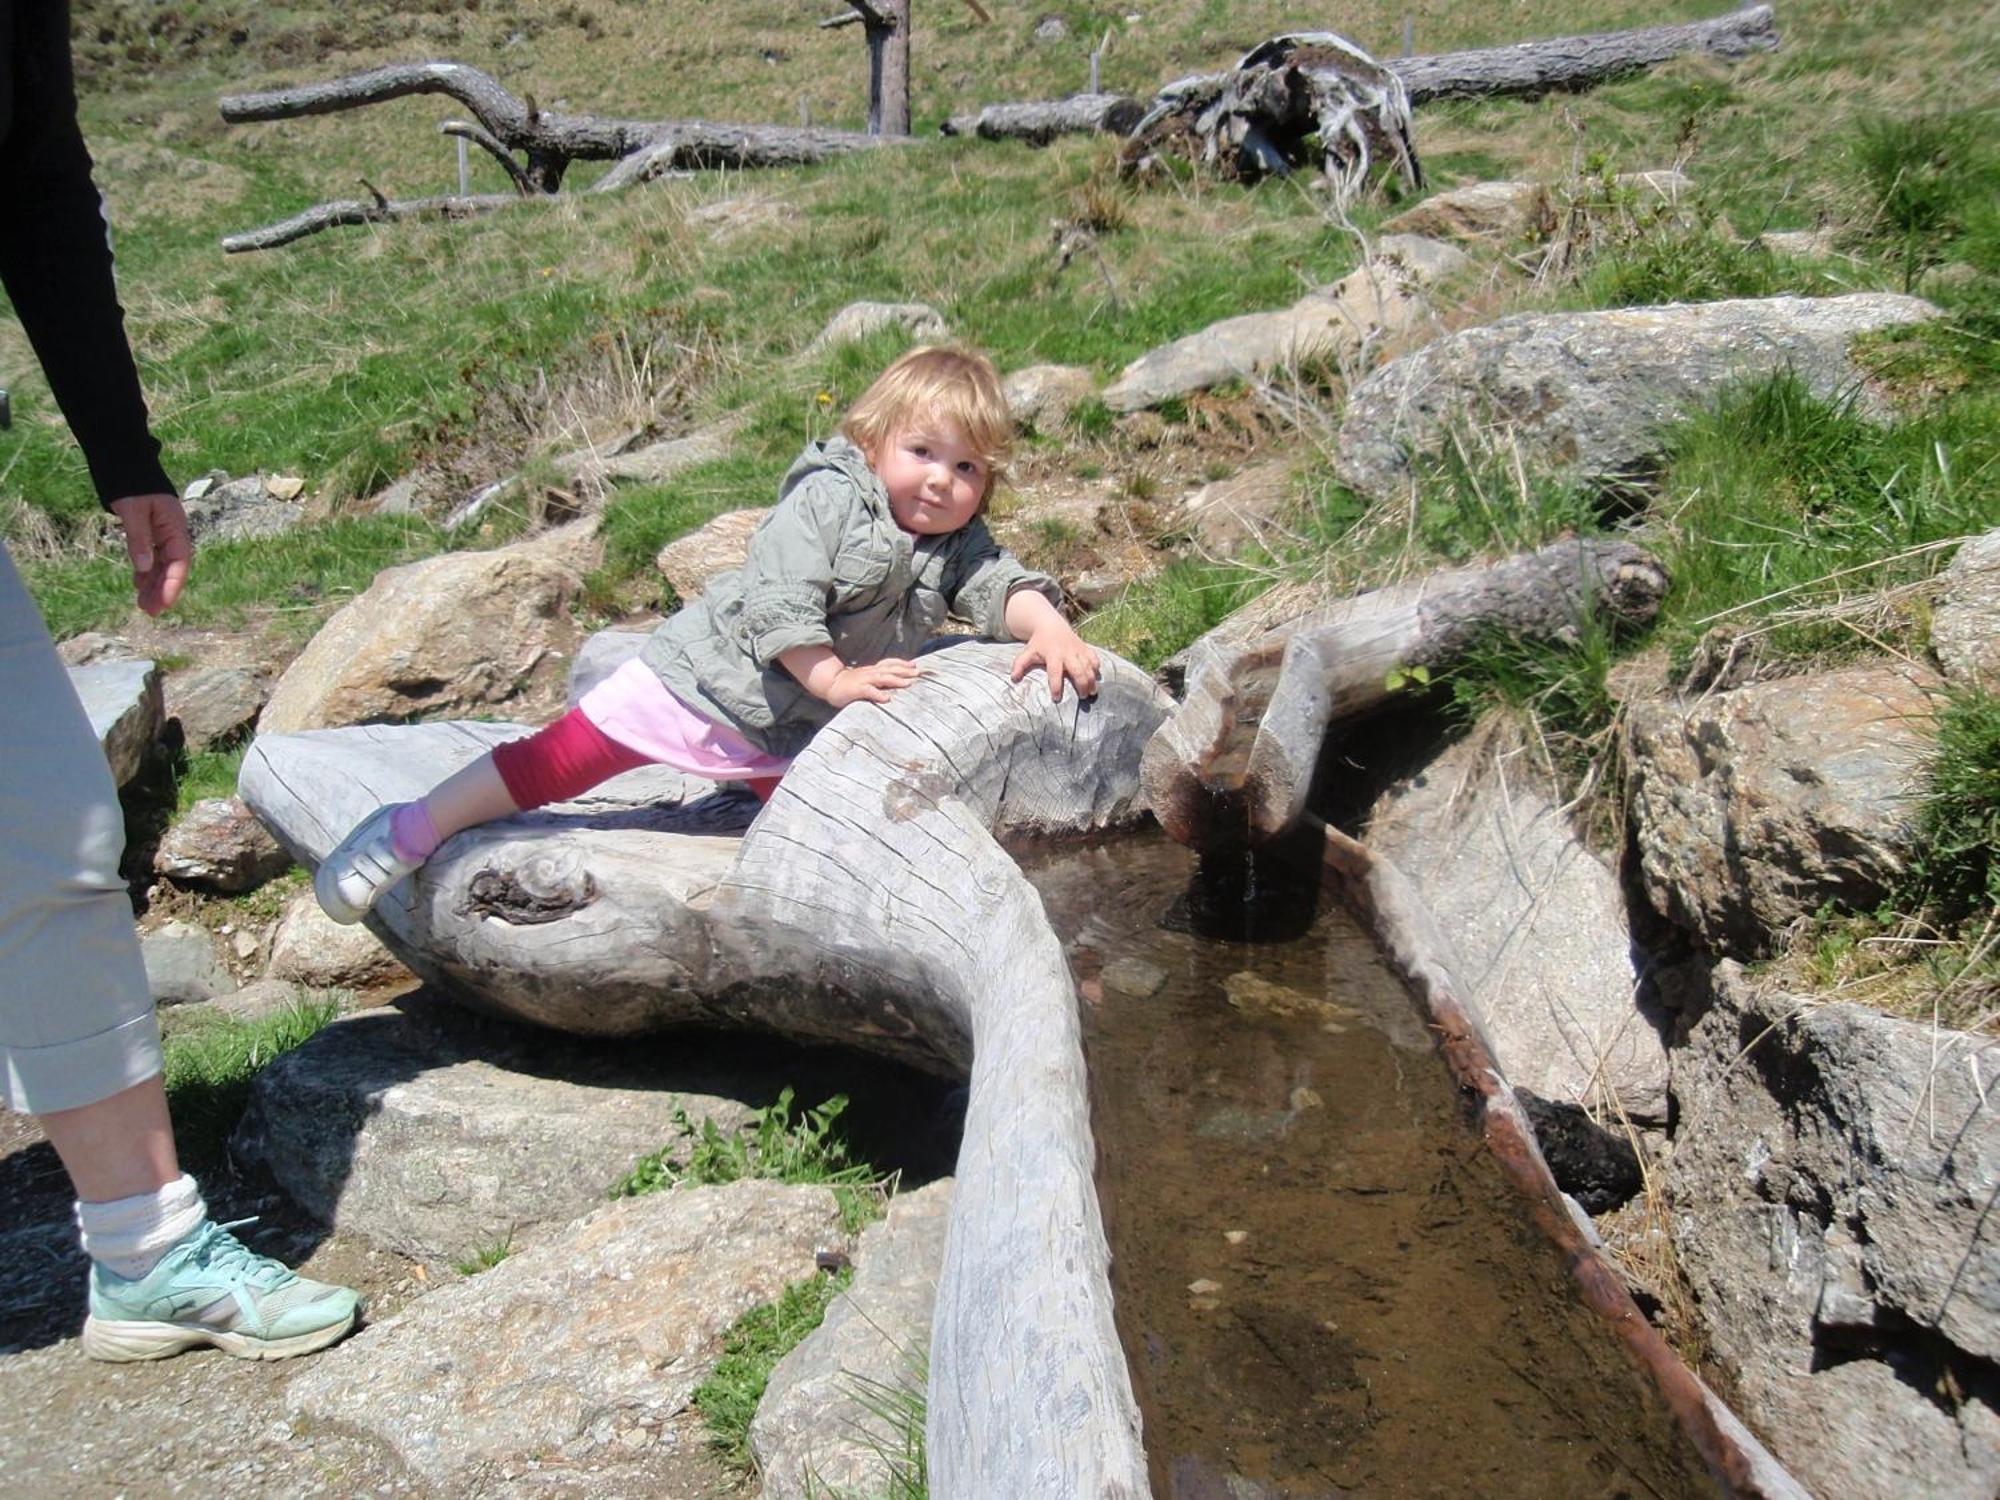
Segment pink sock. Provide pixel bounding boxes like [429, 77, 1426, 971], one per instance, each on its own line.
[390, 800, 443, 863]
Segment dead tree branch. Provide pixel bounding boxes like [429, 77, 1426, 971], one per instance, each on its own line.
[438, 119, 536, 195]
[217, 60, 889, 249]
[220, 193, 520, 254]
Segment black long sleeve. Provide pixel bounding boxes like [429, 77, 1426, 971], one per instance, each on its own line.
[0, 0, 174, 509]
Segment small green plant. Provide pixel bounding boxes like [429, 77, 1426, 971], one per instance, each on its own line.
[1445, 611, 1620, 792]
[174, 743, 250, 816]
[693, 1268, 852, 1471]
[453, 1232, 515, 1277]
[161, 996, 342, 1171]
[1902, 684, 2000, 922]
[1383, 663, 1431, 694]
[1069, 399, 1115, 440]
[611, 1087, 879, 1229]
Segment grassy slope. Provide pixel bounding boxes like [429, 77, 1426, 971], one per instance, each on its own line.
[4, 2, 1995, 1011]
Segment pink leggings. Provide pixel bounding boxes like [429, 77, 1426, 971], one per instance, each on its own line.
[491, 709, 783, 808]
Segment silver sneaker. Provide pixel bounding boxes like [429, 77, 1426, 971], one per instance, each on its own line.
[314, 804, 422, 924]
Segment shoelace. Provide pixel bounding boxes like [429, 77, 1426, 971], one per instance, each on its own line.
[183, 1217, 296, 1290]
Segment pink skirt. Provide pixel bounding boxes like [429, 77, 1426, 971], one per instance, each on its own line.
[578, 657, 794, 781]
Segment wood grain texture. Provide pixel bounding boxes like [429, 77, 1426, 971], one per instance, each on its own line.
[241, 641, 1168, 1498]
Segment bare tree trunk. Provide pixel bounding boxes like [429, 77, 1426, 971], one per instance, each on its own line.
[940, 94, 1144, 143]
[882, 0, 912, 137]
[1140, 538, 1669, 848]
[1395, 4, 1780, 104]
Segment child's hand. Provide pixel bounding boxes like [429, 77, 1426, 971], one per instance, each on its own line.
[1011, 621, 1101, 702]
[826, 658, 923, 708]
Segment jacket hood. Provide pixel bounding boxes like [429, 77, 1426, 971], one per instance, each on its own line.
[778, 436, 887, 517]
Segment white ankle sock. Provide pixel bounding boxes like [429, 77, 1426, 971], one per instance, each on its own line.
[76, 1173, 208, 1281]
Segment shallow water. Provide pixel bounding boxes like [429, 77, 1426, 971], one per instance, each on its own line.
[1021, 833, 1714, 1500]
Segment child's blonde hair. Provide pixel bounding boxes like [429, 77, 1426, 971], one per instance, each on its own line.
[842, 345, 1014, 503]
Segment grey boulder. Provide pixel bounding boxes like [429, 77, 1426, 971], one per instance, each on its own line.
[284, 1180, 847, 1489]
[1335, 292, 1938, 500]
[1626, 661, 1941, 957]
[68, 657, 161, 788]
[1667, 960, 2000, 1499]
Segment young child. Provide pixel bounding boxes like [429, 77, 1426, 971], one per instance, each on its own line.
[316, 344, 1100, 924]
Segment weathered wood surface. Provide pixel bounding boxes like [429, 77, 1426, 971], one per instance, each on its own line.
[1141, 538, 1669, 847]
[946, 7, 1780, 149]
[1311, 816, 1811, 1500]
[241, 641, 1167, 1499]
[1394, 4, 1780, 104]
[1121, 33, 1422, 197]
[941, 93, 1145, 144]
[221, 192, 521, 254]
[218, 60, 890, 247]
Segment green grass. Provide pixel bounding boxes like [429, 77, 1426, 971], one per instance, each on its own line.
[1079, 557, 1265, 672]
[1903, 685, 2000, 923]
[1650, 371, 1996, 672]
[611, 1087, 881, 1233]
[585, 454, 778, 614]
[161, 996, 342, 1171]
[174, 743, 250, 815]
[452, 1232, 515, 1277]
[1851, 111, 2000, 292]
[22, 515, 450, 640]
[692, 1267, 852, 1473]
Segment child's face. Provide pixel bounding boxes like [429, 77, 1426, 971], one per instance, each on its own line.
[869, 422, 987, 536]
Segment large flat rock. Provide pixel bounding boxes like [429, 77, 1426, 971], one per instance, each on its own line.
[284, 1180, 847, 1489]
[1667, 961, 2000, 1498]
[232, 1001, 771, 1262]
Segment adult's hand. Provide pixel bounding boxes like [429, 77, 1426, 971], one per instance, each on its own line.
[107, 494, 192, 615]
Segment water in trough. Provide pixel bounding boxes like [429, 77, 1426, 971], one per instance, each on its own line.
[1020, 831, 1715, 1499]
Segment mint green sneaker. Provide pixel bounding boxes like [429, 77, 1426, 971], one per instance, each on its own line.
[80, 1218, 360, 1363]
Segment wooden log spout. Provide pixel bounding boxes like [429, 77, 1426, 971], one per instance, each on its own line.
[240, 641, 1168, 1499]
[1141, 537, 1669, 848]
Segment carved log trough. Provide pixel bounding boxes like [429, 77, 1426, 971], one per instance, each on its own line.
[242, 641, 1166, 1499]
[1140, 542, 1812, 1495]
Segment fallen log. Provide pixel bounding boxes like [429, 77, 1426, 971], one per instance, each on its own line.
[947, 6, 1779, 147]
[1394, 4, 1780, 104]
[941, 93, 1145, 143]
[1140, 537, 1669, 848]
[1311, 815, 1810, 1499]
[241, 640, 1168, 1498]
[217, 61, 890, 249]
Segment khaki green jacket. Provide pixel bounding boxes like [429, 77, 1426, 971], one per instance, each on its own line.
[640, 437, 1060, 757]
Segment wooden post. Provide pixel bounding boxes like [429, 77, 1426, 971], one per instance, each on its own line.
[882, 0, 912, 137]
[455, 135, 469, 196]
[1403, 15, 1415, 57]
